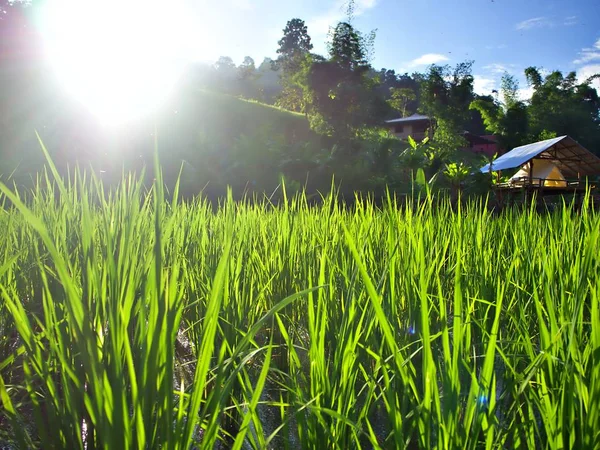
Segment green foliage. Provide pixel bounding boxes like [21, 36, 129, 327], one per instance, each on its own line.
[525, 67, 600, 151]
[470, 73, 530, 150]
[275, 18, 313, 73]
[275, 84, 305, 112]
[294, 21, 389, 145]
[388, 87, 417, 117]
[473, 68, 600, 154]
[256, 58, 283, 104]
[272, 18, 389, 143]
[538, 129, 558, 141]
[374, 69, 420, 118]
[420, 62, 475, 130]
[327, 22, 367, 71]
[237, 56, 258, 99]
[418, 62, 476, 158]
[501, 73, 520, 109]
[443, 161, 470, 182]
[443, 161, 470, 197]
[273, 18, 314, 112]
[2, 164, 600, 448]
[0, 89, 325, 198]
[304, 57, 389, 143]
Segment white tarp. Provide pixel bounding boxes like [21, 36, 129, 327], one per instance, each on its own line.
[480, 136, 567, 173]
[509, 159, 567, 187]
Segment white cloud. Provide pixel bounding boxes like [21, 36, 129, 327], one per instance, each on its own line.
[564, 16, 578, 26]
[573, 38, 600, 65]
[578, 64, 600, 91]
[483, 63, 512, 75]
[574, 52, 600, 64]
[515, 17, 552, 31]
[538, 68, 551, 78]
[408, 53, 449, 67]
[475, 64, 529, 100]
[473, 76, 497, 95]
[518, 86, 535, 101]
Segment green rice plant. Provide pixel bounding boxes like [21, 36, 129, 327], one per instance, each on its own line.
[1, 151, 600, 449]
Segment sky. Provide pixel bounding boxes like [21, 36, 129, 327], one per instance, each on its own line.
[183, 0, 600, 98]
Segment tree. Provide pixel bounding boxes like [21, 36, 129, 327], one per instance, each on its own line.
[237, 56, 258, 99]
[420, 62, 475, 127]
[472, 66, 600, 154]
[214, 56, 235, 73]
[419, 62, 476, 160]
[302, 22, 389, 146]
[276, 19, 313, 69]
[469, 73, 529, 150]
[373, 69, 420, 117]
[388, 87, 417, 117]
[274, 18, 314, 112]
[212, 56, 237, 94]
[501, 72, 520, 108]
[524, 67, 543, 89]
[524, 67, 600, 151]
[328, 22, 367, 71]
[255, 58, 282, 104]
[238, 56, 256, 78]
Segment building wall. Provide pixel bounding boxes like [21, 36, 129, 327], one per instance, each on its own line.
[391, 122, 430, 141]
[469, 143, 499, 157]
[393, 124, 412, 140]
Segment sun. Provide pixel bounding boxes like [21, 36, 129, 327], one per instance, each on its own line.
[40, 0, 198, 125]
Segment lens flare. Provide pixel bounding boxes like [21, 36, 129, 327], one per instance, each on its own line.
[40, 0, 197, 124]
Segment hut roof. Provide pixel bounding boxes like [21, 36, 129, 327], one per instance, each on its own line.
[385, 114, 430, 124]
[480, 136, 600, 178]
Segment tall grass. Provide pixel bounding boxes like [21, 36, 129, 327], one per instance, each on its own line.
[0, 164, 599, 448]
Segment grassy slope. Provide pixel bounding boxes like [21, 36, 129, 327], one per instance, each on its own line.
[175, 90, 316, 144]
[155, 89, 325, 196]
[0, 75, 323, 192]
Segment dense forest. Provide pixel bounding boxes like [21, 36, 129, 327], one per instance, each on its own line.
[2, 3, 600, 448]
[195, 18, 600, 155]
[1, 1, 599, 199]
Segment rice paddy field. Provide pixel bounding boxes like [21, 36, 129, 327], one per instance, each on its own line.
[1, 163, 600, 449]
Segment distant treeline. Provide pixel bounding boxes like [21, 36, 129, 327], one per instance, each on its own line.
[0, 3, 599, 201]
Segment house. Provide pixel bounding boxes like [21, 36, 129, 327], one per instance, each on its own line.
[480, 135, 600, 193]
[462, 132, 503, 157]
[384, 115, 503, 156]
[384, 114, 432, 141]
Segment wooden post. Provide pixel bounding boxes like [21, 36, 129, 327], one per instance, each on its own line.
[528, 160, 534, 186]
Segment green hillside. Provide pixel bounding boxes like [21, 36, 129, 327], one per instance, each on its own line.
[0, 80, 325, 196]
[153, 89, 327, 196]
[170, 90, 317, 145]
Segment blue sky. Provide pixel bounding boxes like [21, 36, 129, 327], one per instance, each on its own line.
[187, 0, 600, 97]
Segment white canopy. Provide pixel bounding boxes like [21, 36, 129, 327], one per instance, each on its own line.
[480, 135, 600, 178]
[509, 159, 567, 187]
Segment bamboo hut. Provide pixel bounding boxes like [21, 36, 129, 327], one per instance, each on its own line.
[480, 135, 600, 205]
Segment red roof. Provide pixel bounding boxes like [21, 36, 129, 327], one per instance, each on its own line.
[482, 135, 499, 142]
